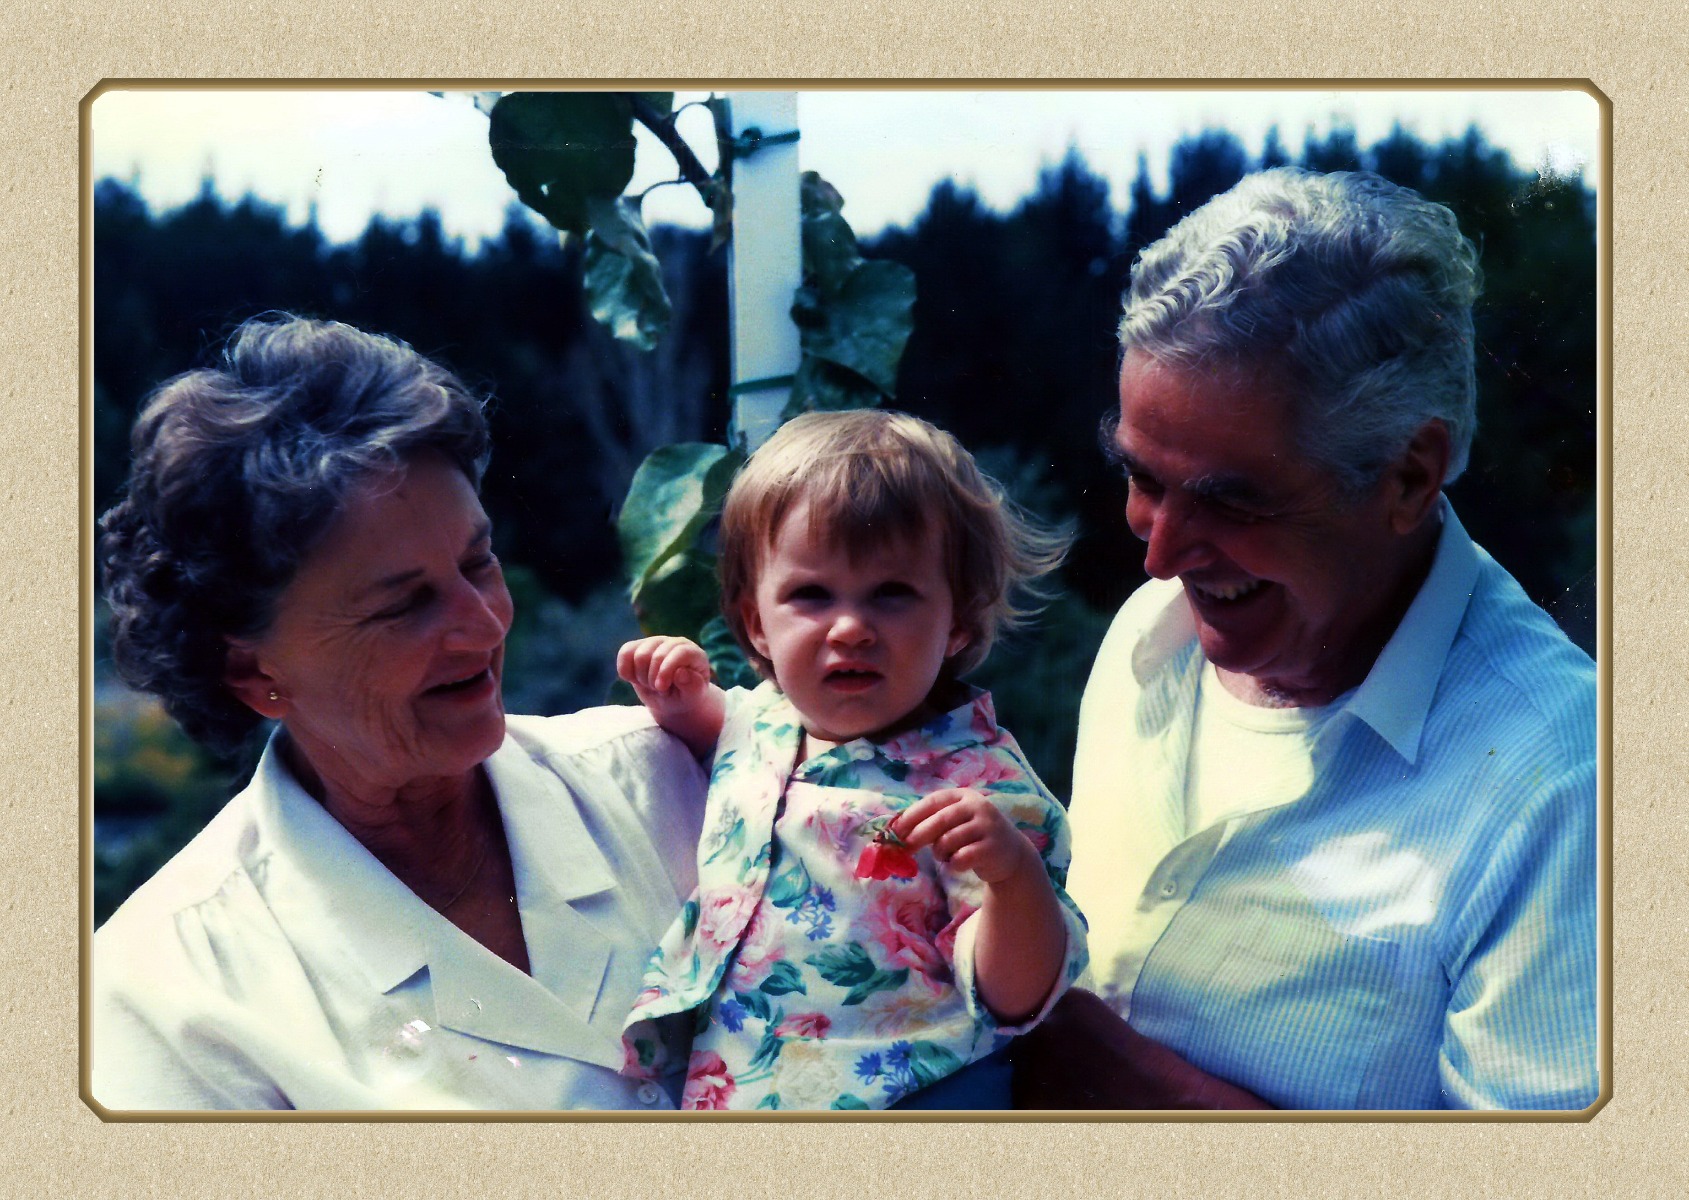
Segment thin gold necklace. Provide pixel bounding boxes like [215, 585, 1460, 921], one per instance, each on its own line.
[435, 835, 491, 911]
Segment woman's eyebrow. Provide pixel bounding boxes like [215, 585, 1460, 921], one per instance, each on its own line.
[356, 521, 495, 601]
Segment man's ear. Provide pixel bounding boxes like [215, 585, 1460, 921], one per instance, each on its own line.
[223, 639, 286, 719]
[1384, 419, 1451, 535]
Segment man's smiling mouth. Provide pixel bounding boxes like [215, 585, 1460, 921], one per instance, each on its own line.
[1188, 579, 1266, 603]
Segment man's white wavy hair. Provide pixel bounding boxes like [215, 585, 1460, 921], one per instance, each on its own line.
[1119, 167, 1483, 494]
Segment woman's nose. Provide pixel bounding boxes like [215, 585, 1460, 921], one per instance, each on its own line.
[443, 576, 512, 651]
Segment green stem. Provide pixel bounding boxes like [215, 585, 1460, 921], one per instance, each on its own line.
[628, 94, 715, 206]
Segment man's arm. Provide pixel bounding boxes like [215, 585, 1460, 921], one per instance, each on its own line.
[1438, 759, 1598, 1109]
[1010, 988, 1274, 1109]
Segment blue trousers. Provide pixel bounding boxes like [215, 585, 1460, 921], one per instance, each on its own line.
[888, 1043, 1014, 1110]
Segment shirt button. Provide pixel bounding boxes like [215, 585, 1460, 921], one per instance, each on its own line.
[636, 1082, 662, 1106]
[1159, 881, 1178, 898]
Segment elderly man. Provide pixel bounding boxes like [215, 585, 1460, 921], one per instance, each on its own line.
[1017, 168, 1597, 1110]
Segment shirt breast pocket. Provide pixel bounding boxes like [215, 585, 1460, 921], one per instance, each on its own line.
[1146, 905, 1403, 1109]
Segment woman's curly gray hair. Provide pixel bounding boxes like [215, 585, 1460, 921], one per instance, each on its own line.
[98, 315, 491, 755]
[1119, 167, 1483, 494]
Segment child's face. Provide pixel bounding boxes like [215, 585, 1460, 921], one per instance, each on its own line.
[741, 500, 970, 747]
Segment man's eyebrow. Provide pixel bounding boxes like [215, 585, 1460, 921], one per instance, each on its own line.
[1111, 450, 1276, 510]
[356, 521, 494, 600]
[1186, 473, 1274, 508]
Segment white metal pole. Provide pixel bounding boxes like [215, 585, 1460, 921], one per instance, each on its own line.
[725, 92, 802, 453]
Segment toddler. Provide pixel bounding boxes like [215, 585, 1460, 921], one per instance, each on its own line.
[618, 410, 1088, 1110]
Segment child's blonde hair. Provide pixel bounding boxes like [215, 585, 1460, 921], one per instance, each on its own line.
[719, 409, 1069, 681]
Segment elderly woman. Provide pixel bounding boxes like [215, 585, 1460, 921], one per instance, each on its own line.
[1017, 168, 1597, 1109]
[92, 316, 706, 1110]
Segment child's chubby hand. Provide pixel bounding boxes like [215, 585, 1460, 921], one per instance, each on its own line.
[616, 635, 713, 714]
[890, 788, 1042, 888]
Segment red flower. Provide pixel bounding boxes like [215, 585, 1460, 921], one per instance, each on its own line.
[855, 839, 919, 881]
[774, 1012, 833, 1040]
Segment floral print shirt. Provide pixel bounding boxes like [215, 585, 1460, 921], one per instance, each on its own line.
[622, 682, 1088, 1110]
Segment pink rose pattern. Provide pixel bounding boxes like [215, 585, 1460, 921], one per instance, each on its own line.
[623, 683, 1087, 1111]
[774, 1012, 833, 1039]
[724, 903, 784, 989]
[695, 884, 760, 952]
[863, 888, 953, 993]
[682, 1050, 736, 1110]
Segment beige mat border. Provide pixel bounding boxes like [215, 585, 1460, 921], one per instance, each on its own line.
[2, 7, 1671, 1193]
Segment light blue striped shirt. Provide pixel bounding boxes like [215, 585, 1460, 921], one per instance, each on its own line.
[1067, 502, 1598, 1109]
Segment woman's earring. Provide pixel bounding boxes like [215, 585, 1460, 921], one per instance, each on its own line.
[268, 690, 280, 702]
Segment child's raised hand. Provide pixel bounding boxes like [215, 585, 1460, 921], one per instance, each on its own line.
[617, 636, 712, 714]
[891, 788, 1041, 887]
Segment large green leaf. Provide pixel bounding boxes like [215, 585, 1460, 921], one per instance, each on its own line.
[787, 352, 884, 415]
[634, 549, 720, 638]
[800, 172, 860, 292]
[791, 171, 916, 405]
[488, 92, 637, 235]
[583, 196, 672, 351]
[794, 259, 916, 397]
[698, 613, 760, 690]
[619, 442, 741, 596]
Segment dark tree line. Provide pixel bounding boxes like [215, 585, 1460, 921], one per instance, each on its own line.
[94, 119, 1597, 647]
[91, 120, 1597, 921]
[93, 179, 733, 605]
[871, 124, 1597, 649]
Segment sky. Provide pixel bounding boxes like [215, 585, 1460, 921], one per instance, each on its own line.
[89, 86, 1601, 247]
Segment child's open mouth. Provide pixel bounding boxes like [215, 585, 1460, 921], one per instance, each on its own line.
[824, 668, 881, 692]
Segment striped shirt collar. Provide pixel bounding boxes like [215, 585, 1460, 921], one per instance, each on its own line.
[1131, 497, 1480, 765]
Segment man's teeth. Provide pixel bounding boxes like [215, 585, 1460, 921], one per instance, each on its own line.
[1194, 579, 1263, 602]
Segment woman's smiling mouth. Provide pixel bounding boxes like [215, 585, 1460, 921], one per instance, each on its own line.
[424, 666, 496, 698]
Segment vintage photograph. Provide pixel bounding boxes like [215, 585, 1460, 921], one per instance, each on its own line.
[85, 84, 1602, 1114]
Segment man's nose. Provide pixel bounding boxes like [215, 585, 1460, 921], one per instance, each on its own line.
[1139, 494, 1208, 580]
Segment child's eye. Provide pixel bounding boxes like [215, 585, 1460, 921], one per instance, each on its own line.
[873, 581, 918, 601]
[464, 552, 499, 577]
[787, 584, 830, 603]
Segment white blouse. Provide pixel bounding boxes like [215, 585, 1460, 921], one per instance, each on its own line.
[90, 708, 707, 1112]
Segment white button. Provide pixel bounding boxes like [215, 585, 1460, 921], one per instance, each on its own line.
[1159, 881, 1177, 898]
[636, 1082, 662, 1105]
